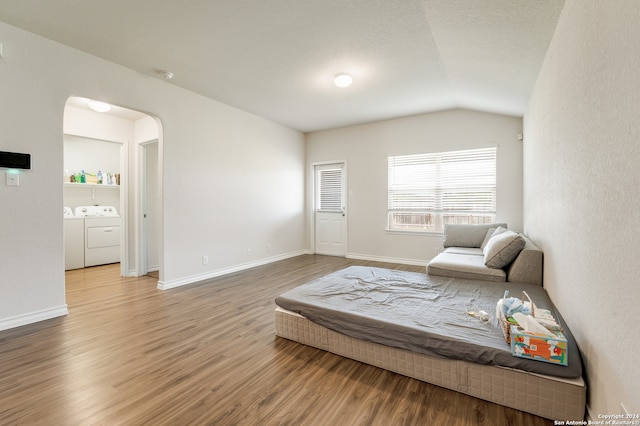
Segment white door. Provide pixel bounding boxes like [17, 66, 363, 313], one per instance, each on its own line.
[138, 140, 159, 277]
[315, 163, 346, 256]
[144, 141, 160, 273]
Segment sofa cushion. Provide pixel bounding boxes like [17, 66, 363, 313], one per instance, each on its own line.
[443, 223, 508, 248]
[483, 230, 526, 269]
[427, 252, 507, 282]
[443, 247, 483, 256]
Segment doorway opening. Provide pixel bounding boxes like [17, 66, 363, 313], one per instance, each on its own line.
[63, 96, 162, 284]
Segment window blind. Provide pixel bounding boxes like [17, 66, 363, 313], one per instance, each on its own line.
[318, 168, 343, 211]
[388, 147, 496, 231]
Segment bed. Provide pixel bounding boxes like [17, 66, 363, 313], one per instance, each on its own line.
[274, 266, 586, 420]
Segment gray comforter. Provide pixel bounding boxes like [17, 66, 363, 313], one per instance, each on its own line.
[275, 266, 582, 378]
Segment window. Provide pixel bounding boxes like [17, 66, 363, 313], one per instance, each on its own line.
[316, 165, 343, 212]
[387, 147, 497, 233]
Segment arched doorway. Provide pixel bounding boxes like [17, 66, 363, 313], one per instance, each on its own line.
[62, 96, 162, 282]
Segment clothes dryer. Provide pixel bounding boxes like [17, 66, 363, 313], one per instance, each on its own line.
[74, 206, 121, 267]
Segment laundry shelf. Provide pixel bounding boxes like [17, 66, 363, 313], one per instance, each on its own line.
[64, 183, 119, 189]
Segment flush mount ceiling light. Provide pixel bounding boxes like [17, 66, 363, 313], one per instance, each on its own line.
[87, 100, 112, 113]
[334, 73, 353, 88]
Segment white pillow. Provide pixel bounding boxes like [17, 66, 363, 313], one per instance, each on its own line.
[480, 226, 508, 249]
[483, 230, 525, 269]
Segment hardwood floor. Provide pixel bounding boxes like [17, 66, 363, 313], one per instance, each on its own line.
[0, 255, 552, 425]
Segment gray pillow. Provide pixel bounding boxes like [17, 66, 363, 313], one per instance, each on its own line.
[480, 228, 496, 249]
[443, 223, 508, 248]
[483, 230, 525, 268]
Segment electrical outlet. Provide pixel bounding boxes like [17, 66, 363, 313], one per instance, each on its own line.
[434, 247, 441, 254]
[202, 255, 209, 265]
[267, 243, 272, 252]
[247, 248, 252, 256]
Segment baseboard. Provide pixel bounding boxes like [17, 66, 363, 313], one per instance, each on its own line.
[157, 250, 311, 290]
[127, 265, 159, 277]
[157, 250, 425, 290]
[0, 305, 69, 332]
[346, 252, 428, 267]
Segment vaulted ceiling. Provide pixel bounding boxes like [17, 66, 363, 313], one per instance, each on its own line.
[0, 0, 564, 132]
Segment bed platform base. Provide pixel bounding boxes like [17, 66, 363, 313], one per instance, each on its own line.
[274, 307, 586, 421]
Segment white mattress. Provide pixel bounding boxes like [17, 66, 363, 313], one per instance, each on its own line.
[274, 307, 586, 421]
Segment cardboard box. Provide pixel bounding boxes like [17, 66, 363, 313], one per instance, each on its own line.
[510, 325, 568, 366]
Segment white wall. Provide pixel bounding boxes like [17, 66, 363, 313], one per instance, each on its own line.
[63, 133, 122, 212]
[524, 0, 640, 418]
[306, 109, 523, 264]
[64, 134, 121, 177]
[0, 21, 305, 329]
[158, 97, 306, 288]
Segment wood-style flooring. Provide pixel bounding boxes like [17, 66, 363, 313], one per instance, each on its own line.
[0, 255, 552, 425]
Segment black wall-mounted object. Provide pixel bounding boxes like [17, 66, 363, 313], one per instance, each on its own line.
[0, 151, 31, 169]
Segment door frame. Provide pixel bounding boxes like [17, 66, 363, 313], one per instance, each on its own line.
[310, 160, 348, 255]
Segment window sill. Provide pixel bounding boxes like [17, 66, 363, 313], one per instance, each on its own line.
[385, 229, 443, 237]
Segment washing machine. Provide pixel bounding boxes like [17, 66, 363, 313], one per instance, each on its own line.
[64, 207, 85, 270]
[74, 206, 121, 267]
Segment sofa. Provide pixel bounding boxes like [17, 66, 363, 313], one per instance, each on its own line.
[427, 223, 544, 286]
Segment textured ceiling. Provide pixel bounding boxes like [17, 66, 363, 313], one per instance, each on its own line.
[0, 0, 564, 132]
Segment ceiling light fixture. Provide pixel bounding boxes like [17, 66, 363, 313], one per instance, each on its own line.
[87, 100, 112, 113]
[161, 70, 174, 80]
[334, 73, 353, 88]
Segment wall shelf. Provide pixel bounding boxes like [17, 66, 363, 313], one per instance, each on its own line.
[64, 182, 119, 189]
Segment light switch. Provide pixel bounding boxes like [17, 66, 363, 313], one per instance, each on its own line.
[6, 171, 19, 186]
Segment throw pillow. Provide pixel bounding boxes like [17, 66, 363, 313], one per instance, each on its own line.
[480, 228, 496, 249]
[483, 230, 526, 269]
[480, 226, 508, 250]
[480, 226, 507, 251]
